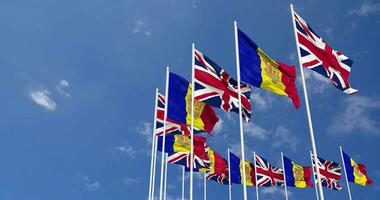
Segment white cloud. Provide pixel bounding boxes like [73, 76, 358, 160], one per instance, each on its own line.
[29, 89, 57, 111]
[328, 96, 380, 135]
[83, 176, 100, 191]
[244, 122, 270, 140]
[300, 69, 330, 94]
[56, 79, 71, 97]
[272, 126, 298, 152]
[115, 144, 137, 158]
[132, 19, 152, 37]
[136, 121, 153, 144]
[250, 92, 275, 111]
[324, 28, 333, 39]
[349, 1, 380, 16]
[213, 119, 223, 135]
[123, 176, 139, 185]
[261, 187, 292, 198]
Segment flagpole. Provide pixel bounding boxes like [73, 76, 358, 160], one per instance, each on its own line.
[159, 67, 170, 200]
[182, 166, 185, 200]
[339, 146, 353, 200]
[281, 152, 289, 200]
[290, 4, 324, 200]
[163, 153, 168, 200]
[151, 135, 158, 200]
[234, 20, 248, 200]
[148, 89, 159, 200]
[228, 148, 232, 200]
[190, 43, 195, 200]
[254, 152, 259, 200]
[204, 173, 207, 200]
[310, 150, 320, 200]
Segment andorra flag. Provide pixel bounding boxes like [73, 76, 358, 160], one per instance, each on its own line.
[167, 72, 219, 133]
[342, 150, 373, 186]
[229, 152, 256, 186]
[238, 29, 300, 108]
[283, 155, 312, 188]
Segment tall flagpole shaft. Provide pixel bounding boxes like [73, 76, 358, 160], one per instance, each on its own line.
[339, 146, 353, 200]
[190, 43, 195, 200]
[289, 4, 324, 200]
[281, 152, 289, 200]
[182, 166, 185, 200]
[310, 150, 320, 200]
[233, 20, 248, 200]
[228, 148, 232, 200]
[163, 153, 168, 200]
[254, 152, 259, 200]
[204, 173, 207, 200]
[148, 89, 159, 200]
[159, 67, 170, 200]
[151, 135, 158, 200]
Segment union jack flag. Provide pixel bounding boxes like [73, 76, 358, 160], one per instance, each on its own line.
[206, 169, 229, 185]
[155, 93, 196, 136]
[167, 145, 210, 170]
[255, 154, 284, 187]
[311, 154, 343, 190]
[193, 49, 252, 122]
[293, 10, 358, 94]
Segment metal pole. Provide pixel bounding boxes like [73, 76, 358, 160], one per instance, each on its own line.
[182, 166, 185, 200]
[228, 148, 232, 200]
[339, 146, 353, 200]
[204, 173, 207, 200]
[233, 20, 248, 200]
[253, 152, 259, 200]
[310, 150, 320, 200]
[159, 67, 170, 200]
[163, 153, 168, 200]
[190, 43, 195, 200]
[289, 4, 324, 200]
[281, 152, 289, 200]
[151, 133, 158, 200]
[148, 89, 159, 200]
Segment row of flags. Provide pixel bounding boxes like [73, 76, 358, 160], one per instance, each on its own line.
[157, 134, 373, 189]
[148, 5, 367, 200]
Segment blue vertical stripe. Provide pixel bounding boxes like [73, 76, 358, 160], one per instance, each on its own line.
[229, 152, 242, 184]
[167, 72, 190, 124]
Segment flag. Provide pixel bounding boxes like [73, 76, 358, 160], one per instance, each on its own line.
[157, 134, 210, 169]
[238, 29, 300, 108]
[342, 150, 373, 186]
[155, 93, 191, 136]
[205, 148, 229, 184]
[255, 154, 284, 187]
[283, 155, 312, 188]
[311, 154, 343, 190]
[194, 49, 253, 122]
[229, 152, 256, 186]
[293, 10, 358, 94]
[168, 72, 219, 133]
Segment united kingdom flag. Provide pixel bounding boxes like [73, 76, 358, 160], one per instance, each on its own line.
[311, 154, 343, 190]
[255, 154, 284, 187]
[193, 49, 252, 122]
[293, 10, 358, 94]
[167, 144, 210, 170]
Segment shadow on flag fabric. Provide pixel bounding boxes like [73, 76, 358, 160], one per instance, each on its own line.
[193, 49, 253, 122]
[283, 155, 312, 188]
[237, 29, 300, 109]
[293, 9, 358, 94]
[205, 148, 229, 185]
[155, 92, 191, 136]
[342, 150, 373, 186]
[255, 154, 284, 187]
[311, 154, 343, 190]
[157, 134, 210, 170]
[168, 72, 219, 134]
[229, 152, 256, 186]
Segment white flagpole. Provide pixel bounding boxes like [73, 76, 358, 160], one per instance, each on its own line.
[281, 152, 289, 200]
[339, 146, 353, 200]
[228, 148, 232, 200]
[182, 166, 185, 200]
[151, 135, 158, 200]
[253, 152, 259, 200]
[159, 67, 170, 200]
[310, 150, 320, 200]
[148, 89, 159, 200]
[290, 4, 325, 200]
[164, 153, 168, 200]
[190, 43, 195, 200]
[233, 20, 248, 200]
[204, 173, 207, 200]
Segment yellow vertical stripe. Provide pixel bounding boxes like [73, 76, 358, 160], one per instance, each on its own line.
[291, 161, 307, 188]
[350, 159, 368, 186]
[185, 84, 206, 130]
[240, 160, 253, 186]
[257, 48, 287, 96]
[173, 135, 191, 153]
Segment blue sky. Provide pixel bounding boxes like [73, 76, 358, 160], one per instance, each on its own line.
[1, 0, 380, 199]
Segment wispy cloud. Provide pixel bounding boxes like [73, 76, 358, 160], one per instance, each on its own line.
[244, 122, 270, 140]
[328, 96, 380, 135]
[349, 1, 380, 16]
[29, 89, 57, 111]
[83, 176, 100, 191]
[123, 176, 139, 185]
[261, 187, 292, 199]
[136, 121, 153, 143]
[250, 92, 275, 111]
[56, 79, 71, 97]
[132, 19, 152, 37]
[300, 69, 330, 94]
[272, 126, 298, 152]
[115, 144, 137, 158]
[213, 119, 224, 135]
